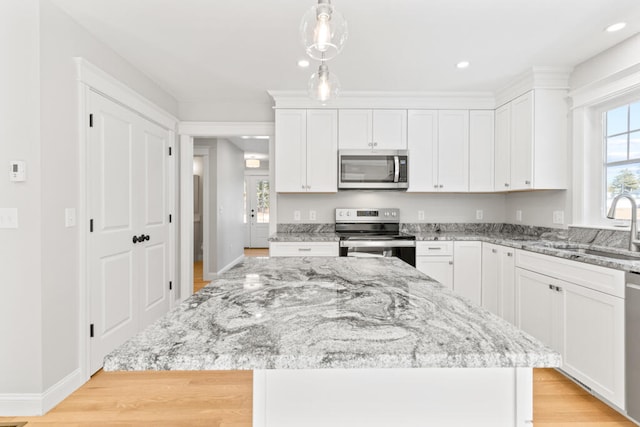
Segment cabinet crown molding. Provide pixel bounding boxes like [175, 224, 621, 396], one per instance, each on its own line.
[495, 67, 572, 108]
[267, 90, 495, 110]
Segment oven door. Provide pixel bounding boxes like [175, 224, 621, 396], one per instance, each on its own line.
[338, 150, 408, 189]
[339, 240, 416, 266]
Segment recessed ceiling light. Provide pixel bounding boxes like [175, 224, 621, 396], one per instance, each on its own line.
[605, 22, 626, 32]
[298, 59, 310, 68]
[456, 61, 470, 69]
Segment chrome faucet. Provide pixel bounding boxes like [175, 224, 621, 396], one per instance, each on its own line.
[607, 193, 640, 251]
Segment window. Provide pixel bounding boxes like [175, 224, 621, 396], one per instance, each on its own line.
[604, 101, 640, 220]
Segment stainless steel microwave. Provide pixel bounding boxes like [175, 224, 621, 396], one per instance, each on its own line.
[338, 150, 409, 190]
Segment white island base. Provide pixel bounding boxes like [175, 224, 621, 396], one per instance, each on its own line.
[253, 367, 533, 427]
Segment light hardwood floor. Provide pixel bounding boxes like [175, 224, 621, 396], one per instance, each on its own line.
[0, 369, 634, 426]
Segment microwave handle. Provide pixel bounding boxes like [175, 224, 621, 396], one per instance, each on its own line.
[393, 156, 400, 183]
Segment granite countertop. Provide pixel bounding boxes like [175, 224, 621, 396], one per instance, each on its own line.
[269, 228, 640, 272]
[104, 256, 560, 371]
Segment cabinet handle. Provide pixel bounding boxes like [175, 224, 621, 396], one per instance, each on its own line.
[448, 261, 453, 265]
[307, 185, 311, 189]
[373, 142, 378, 147]
[298, 248, 312, 252]
[427, 247, 442, 250]
[439, 184, 444, 188]
[556, 286, 562, 292]
[433, 185, 438, 189]
[504, 183, 510, 187]
[301, 185, 305, 189]
[525, 180, 531, 185]
[548, 284, 554, 290]
[368, 142, 373, 147]
[491, 249, 498, 253]
[507, 252, 513, 257]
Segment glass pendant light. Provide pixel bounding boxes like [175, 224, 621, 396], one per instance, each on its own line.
[300, 0, 348, 61]
[308, 62, 340, 103]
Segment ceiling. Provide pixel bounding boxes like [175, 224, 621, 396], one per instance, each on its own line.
[52, 0, 640, 112]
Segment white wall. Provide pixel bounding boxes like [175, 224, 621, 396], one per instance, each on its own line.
[216, 141, 245, 269]
[504, 190, 570, 228]
[0, 0, 43, 396]
[1, 0, 179, 412]
[277, 193, 507, 224]
[180, 99, 274, 122]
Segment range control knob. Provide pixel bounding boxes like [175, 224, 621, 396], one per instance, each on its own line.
[346, 211, 351, 216]
[391, 211, 397, 217]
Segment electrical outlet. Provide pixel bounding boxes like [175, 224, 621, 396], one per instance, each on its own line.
[293, 210, 301, 221]
[418, 210, 425, 220]
[476, 210, 483, 220]
[515, 210, 522, 222]
[309, 210, 316, 221]
[553, 210, 564, 225]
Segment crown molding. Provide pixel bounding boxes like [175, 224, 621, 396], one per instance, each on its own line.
[178, 121, 275, 137]
[495, 66, 572, 107]
[267, 90, 496, 110]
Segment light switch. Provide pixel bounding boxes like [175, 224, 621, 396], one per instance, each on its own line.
[515, 210, 523, 222]
[309, 210, 316, 221]
[294, 210, 301, 221]
[476, 210, 483, 220]
[65, 208, 76, 227]
[418, 211, 425, 220]
[9, 161, 26, 182]
[0, 208, 18, 229]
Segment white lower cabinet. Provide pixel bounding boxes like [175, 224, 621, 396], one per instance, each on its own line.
[416, 241, 481, 304]
[481, 243, 516, 324]
[269, 242, 339, 257]
[515, 250, 625, 410]
[416, 242, 453, 290]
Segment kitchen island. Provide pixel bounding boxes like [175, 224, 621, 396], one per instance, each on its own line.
[104, 256, 560, 427]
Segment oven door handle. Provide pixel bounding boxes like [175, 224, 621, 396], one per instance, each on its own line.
[393, 156, 400, 183]
[340, 240, 416, 248]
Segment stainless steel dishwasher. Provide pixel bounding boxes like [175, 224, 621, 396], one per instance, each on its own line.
[626, 271, 640, 424]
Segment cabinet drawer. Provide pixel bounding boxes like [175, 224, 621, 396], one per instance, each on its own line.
[416, 241, 453, 256]
[515, 249, 624, 298]
[269, 242, 339, 257]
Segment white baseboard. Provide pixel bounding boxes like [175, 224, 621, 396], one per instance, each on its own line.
[217, 254, 245, 275]
[0, 368, 85, 416]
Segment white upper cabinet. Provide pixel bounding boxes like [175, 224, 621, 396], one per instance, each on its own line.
[408, 110, 469, 192]
[469, 110, 495, 192]
[338, 109, 407, 150]
[275, 109, 337, 193]
[494, 104, 511, 191]
[407, 110, 437, 192]
[438, 110, 469, 192]
[495, 89, 568, 191]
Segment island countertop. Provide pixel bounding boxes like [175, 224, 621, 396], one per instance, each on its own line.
[103, 257, 561, 371]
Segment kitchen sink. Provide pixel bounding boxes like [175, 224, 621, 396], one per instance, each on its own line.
[560, 247, 640, 261]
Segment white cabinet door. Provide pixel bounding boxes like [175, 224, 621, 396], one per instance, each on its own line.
[407, 110, 438, 192]
[481, 243, 500, 316]
[500, 248, 516, 324]
[494, 103, 511, 191]
[417, 257, 454, 290]
[515, 267, 563, 352]
[510, 92, 534, 190]
[453, 241, 481, 305]
[481, 243, 516, 324]
[562, 282, 625, 409]
[437, 110, 469, 192]
[469, 110, 495, 192]
[373, 110, 407, 149]
[275, 109, 307, 192]
[306, 109, 338, 192]
[338, 109, 372, 149]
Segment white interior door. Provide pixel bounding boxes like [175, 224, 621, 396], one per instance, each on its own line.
[88, 92, 139, 374]
[138, 118, 170, 329]
[88, 91, 171, 373]
[246, 175, 270, 248]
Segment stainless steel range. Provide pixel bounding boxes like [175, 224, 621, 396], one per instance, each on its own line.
[336, 208, 416, 266]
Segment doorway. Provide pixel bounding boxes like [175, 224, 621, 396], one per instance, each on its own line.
[245, 175, 270, 248]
